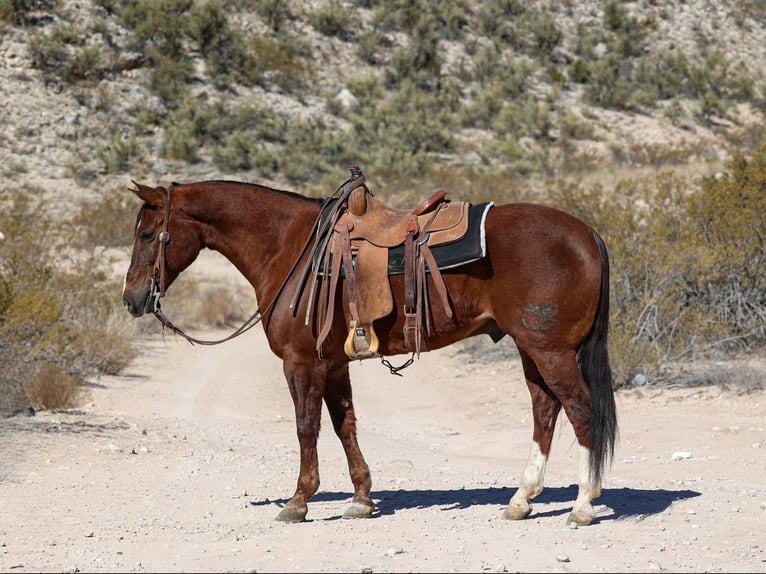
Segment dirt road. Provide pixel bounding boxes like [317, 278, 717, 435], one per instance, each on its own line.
[1, 323, 764, 573]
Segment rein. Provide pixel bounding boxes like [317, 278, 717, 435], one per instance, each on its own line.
[147, 181, 344, 346]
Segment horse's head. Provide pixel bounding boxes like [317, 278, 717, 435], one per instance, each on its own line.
[122, 181, 202, 317]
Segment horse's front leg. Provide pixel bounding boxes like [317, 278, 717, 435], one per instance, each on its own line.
[323, 363, 375, 519]
[276, 359, 326, 523]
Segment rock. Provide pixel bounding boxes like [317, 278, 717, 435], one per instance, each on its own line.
[334, 88, 359, 111]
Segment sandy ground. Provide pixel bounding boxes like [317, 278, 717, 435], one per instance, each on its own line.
[1, 315, 765, 572]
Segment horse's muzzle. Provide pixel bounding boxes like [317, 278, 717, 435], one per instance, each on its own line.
[123, 296, 144, 317]
[123, 286, 152, 318]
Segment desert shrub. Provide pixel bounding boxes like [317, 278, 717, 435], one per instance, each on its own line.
[96, 133, 141, 174]
[147, 52, 193, 110]
[0, 189, 136, 417]
[356, 27, 389, 65]
[308, 0, 356, 40]
[384, 11, 443, 90]
[278, 119, 357, 184]
[27, 20, 112, 83]
[70, 185, 139, 251]
[474, 0, 523, 44]
[0, 0, 24, 24]
[247, 32, 313, 94]
[634, 49, 689, 101]
[189, 0, 257, 88]
[212, 131, 255, 172]
[119, 0, 192, 58]
[23, 364, 82, 411]
[28, 26, 69, 69]
[251, 0, 292, 32]
[0, 258, 62, 415]
[349, 79, 457, 175]
[116, 0, 195, 107]
[582, 54, 632, 110]
[602, 0, 648, 58]
[546, 143, 766, 387]
[680, 146, 766, 345]
[518, 8, 561, 58]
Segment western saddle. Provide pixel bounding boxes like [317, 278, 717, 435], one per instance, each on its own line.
[295, 166, 470, 361]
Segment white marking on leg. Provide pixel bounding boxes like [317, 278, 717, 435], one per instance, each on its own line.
[570, 443, 598, 524]
[520, 441, 547, 498]
[508, 441, 548, 513]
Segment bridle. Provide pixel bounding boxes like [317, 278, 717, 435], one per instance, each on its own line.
[145, 182, 338, 346]
[147, 185, 274, 346]
[147, 186, 172, 316]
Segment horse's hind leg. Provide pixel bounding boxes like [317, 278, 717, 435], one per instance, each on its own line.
[504, 350, 562, 520]
[524, 348, 601, 526]
[323, 363, 376, 519]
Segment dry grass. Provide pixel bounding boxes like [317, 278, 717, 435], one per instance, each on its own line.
[23, 364, 83, 411]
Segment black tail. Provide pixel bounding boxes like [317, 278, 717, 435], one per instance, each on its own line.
[576, 231, 618, 485]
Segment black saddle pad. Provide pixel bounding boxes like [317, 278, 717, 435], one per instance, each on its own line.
[387, 201, 493, 274]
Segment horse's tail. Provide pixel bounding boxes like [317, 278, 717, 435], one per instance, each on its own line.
[577, 230, 618, 485]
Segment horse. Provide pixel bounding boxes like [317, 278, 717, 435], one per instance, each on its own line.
[121, 174, 618, 526]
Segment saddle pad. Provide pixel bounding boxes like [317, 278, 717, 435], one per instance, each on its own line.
[387, 201, 494, 274]
[312, 201, 494, 275]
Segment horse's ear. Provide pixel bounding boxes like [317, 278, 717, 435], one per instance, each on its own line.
[130, 180, 165, 207]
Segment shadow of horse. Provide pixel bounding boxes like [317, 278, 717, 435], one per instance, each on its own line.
[251, 486, 701, 523]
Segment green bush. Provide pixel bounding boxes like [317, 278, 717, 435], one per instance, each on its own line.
[247, 32, 313, 94]
[520, 9, 561, 58]
[252, 0, 292, 32]
[119, 0, 192, 58]
[189, 0, 257, 88]
[308, 0, 356, 40]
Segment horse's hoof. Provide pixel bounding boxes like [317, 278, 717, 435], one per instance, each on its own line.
[503, 503, 532, 521]
[566, 509, 595, 526]
[342, 500, 376, 519]
[275, 505, 307, 523]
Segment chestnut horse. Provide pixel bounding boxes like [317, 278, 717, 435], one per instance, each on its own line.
[122, 177, 617, 526]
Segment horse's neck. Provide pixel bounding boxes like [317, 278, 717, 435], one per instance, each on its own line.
[182, 181, 320, 296]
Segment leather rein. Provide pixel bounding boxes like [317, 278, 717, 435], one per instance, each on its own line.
[147, 183, 342, 346]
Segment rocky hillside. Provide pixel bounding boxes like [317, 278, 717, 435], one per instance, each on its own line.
[1, 0, 765, 210]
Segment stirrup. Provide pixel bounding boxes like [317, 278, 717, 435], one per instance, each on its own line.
[344, 320, 380, 359]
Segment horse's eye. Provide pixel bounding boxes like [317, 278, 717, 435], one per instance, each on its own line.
[140, 230, 155, 243]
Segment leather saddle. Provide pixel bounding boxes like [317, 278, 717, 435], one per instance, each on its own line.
[297, 166, 471, 360]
